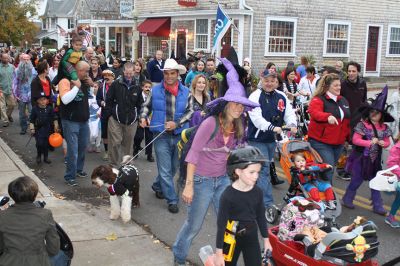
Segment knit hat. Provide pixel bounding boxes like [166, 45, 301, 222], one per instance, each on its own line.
[206, 58, 259, 111]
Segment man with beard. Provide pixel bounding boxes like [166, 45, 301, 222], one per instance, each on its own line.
[13, 54, 37, 134]
[0, 53, 16, 127]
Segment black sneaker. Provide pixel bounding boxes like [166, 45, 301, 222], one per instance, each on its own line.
[151, 185, 164, 199]
[65, 179, 78, 187]
[147, 155, 155, 162]
[337, 171, 351, 181]
[76, 171, 88, 178]
[8, 116, 13, 123]
[168, 204, 179, 214]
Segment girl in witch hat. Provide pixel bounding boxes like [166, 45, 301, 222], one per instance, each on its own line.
[342, 86, 393, 215]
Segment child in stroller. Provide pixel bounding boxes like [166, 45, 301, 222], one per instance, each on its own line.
[291, 152, 336, 209]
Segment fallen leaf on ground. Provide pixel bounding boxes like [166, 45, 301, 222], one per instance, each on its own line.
[105, 233, 118, 241]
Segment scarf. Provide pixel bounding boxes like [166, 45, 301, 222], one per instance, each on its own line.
[164, 81, 179, 96]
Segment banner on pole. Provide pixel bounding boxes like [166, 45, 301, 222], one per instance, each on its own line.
[211, 5, 232, 55]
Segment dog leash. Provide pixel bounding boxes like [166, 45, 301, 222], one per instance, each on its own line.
[123, 127, 168, 166]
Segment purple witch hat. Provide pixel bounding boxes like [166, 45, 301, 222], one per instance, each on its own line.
[206, 58, 259, 111]
[359, 85, 394, 122]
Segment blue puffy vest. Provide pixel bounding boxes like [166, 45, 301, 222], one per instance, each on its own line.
[248, 90, 287, 143]
[150, 82, 190, 135]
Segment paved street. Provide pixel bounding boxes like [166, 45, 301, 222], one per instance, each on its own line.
[0, 111, 399, 266]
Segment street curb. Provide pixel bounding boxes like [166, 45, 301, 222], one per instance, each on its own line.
[0, 137, 52, 197]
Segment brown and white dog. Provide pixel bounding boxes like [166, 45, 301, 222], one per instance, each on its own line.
[91, 156, 139, 223]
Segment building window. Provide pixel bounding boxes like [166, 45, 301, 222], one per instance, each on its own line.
[68, 19, 75, 29]
[148, 37, 165, 56]
[42, 18, 47, 30]
[195, 19, 209, 51]
[50, 18, 56, 29]
[265, 17, 297, 56]
[323, 20, 351, 57]
[387, 25, 400, 57]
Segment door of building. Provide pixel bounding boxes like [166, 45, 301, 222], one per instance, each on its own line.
[220, 26, 232, 58]
[366, 26, 379, 72]
[176, 32, 187, 61]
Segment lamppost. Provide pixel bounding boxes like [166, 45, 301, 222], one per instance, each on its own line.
[131, 9, 139, 61]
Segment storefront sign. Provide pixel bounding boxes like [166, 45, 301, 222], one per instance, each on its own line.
[120, 0, 133, 18]
[178, 0, 197, 7]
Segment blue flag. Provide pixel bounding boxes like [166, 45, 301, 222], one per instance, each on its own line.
[212, 5, 232, 55]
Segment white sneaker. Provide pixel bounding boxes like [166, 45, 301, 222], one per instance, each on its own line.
[326, 200, 336, 210]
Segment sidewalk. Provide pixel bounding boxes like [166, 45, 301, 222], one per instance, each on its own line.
[0, 137, 174, 266]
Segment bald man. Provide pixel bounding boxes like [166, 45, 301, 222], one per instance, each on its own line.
[84, 47, 95, 63]
[59, 61, 92, 186]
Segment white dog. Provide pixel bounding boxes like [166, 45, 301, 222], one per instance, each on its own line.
[91, 156, 140, 223]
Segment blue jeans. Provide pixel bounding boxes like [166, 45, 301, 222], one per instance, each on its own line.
[249, 141, 276, 207]
[390, 191, 400, 216]
[152, 133, 180, 204]
[173, 174, 230, 263]
[50, 250, 71, 266]
[62, 119, 89, 181]
[309, 138, 343, 181]
[18, 101, 31, 132]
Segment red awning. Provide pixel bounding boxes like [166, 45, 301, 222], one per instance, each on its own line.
[137, 18, 170, 37]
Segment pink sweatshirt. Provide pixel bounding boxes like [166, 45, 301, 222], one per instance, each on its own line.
[352, 122, 391, 148]
[387, 142, 400, 178]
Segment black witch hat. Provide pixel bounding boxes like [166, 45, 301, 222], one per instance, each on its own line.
[358, 85, 394, 122]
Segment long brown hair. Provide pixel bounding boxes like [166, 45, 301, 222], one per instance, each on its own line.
[219, 102, 245, 140]
[313, 73, 340, 98]
[191, 74, 210, 101]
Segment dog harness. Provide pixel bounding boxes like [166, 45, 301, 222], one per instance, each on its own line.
[107, 165, 139, 197]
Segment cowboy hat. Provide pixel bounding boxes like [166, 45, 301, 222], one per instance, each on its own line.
[161, 58, 186, 75]
[206, 58, 259, 111]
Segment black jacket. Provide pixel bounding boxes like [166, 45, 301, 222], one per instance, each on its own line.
[30, 76, 53, 106]
[105, 76, 143, 125]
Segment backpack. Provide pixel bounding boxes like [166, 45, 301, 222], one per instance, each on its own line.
[178, 116, 219, 187]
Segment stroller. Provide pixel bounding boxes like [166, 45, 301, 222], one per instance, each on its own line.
[266, 139, 342, 225]
[268, 220, 380, 266]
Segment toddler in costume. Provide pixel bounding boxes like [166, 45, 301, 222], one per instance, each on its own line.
[385, 132, 400, 228]
[342, 86, 393, 215]
[88, 81, 101, 153]
[29, 95, 59, 164]
[215, 146, 271, 266]
[55, 34, 83, 88]
[291, 153, 335, 209]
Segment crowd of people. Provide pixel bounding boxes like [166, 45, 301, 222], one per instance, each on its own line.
[0, 35, 400, 266]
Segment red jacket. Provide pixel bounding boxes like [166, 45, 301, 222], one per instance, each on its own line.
[307, 94, 350, 145]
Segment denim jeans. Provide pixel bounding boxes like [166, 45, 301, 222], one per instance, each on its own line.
[62, 119, 89, 181]
[249, 141, 276, 207]
[152, 133, 180, 204]
[309, 138, 343, 181]
[173, 174, 230, 263]
[50, 250, 71, 266]
[18, 101, 31, 132]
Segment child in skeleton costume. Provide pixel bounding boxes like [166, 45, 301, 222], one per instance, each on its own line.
[342, 86, 393, 215]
